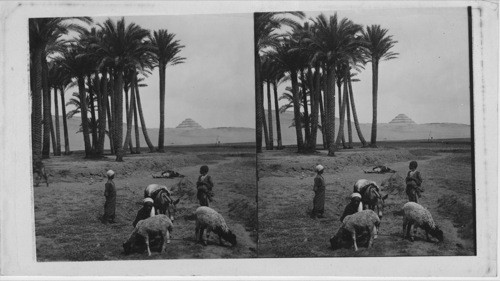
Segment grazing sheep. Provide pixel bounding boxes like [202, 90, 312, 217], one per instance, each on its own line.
[195, 206, 237, 247]
[403, 202, 444, 242]
[330, 210, 380, 251]
[123, 215, 173, 256]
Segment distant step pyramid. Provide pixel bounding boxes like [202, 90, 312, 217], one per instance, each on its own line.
[176, 118, 203, 129]
[389, 114, 416, 124]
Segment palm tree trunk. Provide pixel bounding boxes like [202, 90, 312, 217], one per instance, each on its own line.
[345, 75, 353, 149]
[123, 76, 135, 154]
[335, 76, 348, 147]
[266, 81, 274, 150]
[78, 76, 92, 157]
[348, 74, 367, 147]
[60, 87, 71, 155]
[133, 86, 141, 154]
[124, 85, 134, 154]
[370, 60, 379, 147]
[54, 86, 61, 156]
[134, 74, 155, 152]
[157, 64, 166, 152]
[273, 81, 283, 149]
[32, 48, 43, 166]
[254, 17, 263, 154]
[322, 64, 329, 150]
[300, 70, 310, 148]
[319, 90, 326, 149]
[88, 73, 98, 154]
[326, 66, 336, 156]
[291, 71, 304, 152]
[41, 53, 50, 159]
[261, 97, 269, 150]
[308, 66, 321, 152]
[336, 81, 346, 148]
[46, 84, 56, 155]
[114, 69, 124, 161]
[96, 70, 106, 155]
[107, 69, 115, 154]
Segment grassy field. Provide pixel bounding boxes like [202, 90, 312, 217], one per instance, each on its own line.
[257, 140, 475, 257]
[34, 144, 257, 261]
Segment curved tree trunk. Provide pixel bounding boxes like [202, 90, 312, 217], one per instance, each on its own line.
[336, 81, 346, 148]
[322, 64, 329, 150]
[108, 69, 115, 154]
[326, 66, 336, 156]
[254, 16, 263, 153]
[157, 64, 166, 152]
[97, 70, 107, 155]
[106, 95, 114, 154]
[273, 81, 283, 149]
[135, 74, 155, 152]
[345, 75, 353, 149]
[348, 74, 367, 147]
[301, 69, 310, 148]
[123, 75, 135, 154]
[291, 71, 304, 152]
[370, 60, 379, 147]
[308, 66, 321, 152]
[114, 69, 124, 161]
[335, 76, 348, 147]
[41, 53, 51, 159]
[47, 85, 56, 155]
[78, 76, 92, 157]
[124, 85, 134, 154]
[54, 86, 61, 156]
[32, 48, 43, 167]
[60, 87, 71, 155]
[266, 80, 274, 150]
[87, 73, 97, 154]
[133, 87, 141, 154]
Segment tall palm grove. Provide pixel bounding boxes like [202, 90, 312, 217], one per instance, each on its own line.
[29, 17, 185, 168]
[255, 12, 398, 155]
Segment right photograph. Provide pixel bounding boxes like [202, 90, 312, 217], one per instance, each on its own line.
[255, 8, 475, 257]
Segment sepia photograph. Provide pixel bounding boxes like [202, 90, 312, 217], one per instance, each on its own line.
[0, 0, 497, 278]
[256, 8, 476, 258]
[29, 13, 257, 261]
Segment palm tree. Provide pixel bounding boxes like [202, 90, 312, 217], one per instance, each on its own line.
[97, 18, 151, 161]
[149, 29, 185, 153]
[347, 71, 367, 147]
[267, 38, 306, 152]
[308, 13, 362, 156]
[361, 25, 398, 147]
[59, 45, 93, 157]
[254, 12, 305, 153]
[29, 17, 91, 166]
[134, 74, 156, 152]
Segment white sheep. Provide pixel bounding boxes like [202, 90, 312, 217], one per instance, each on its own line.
[123, 214, 173, 256]
[195, 206, 237, 246]
[403, 202, 444, 242]
[330, 210, 380, 251]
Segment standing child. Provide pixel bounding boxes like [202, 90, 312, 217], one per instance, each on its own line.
[405, 161, 423, 203]
[102, 170, 117, 224]
[196, 165, 214, 206]
[311, 164, 326, 219]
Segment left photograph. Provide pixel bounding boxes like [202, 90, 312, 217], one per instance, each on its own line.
[30, 14, 257, 261]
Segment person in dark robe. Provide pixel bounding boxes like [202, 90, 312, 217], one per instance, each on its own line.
[340, 193, 363, 222]
[311, 164, 326, 219]
[196, 165, 214, 206]
[132, 198, 156, 227]
[102, 170, 116, 224]
[405, 161, 424, 203]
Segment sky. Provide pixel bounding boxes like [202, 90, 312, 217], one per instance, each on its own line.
[61, 7, 470, 129]
[273, 8, 471, 125]
[87, 13, 255, 129]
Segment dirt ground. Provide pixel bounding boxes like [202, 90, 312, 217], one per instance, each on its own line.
[258, 140, 475, 257]
[34, 144, 257, 261]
